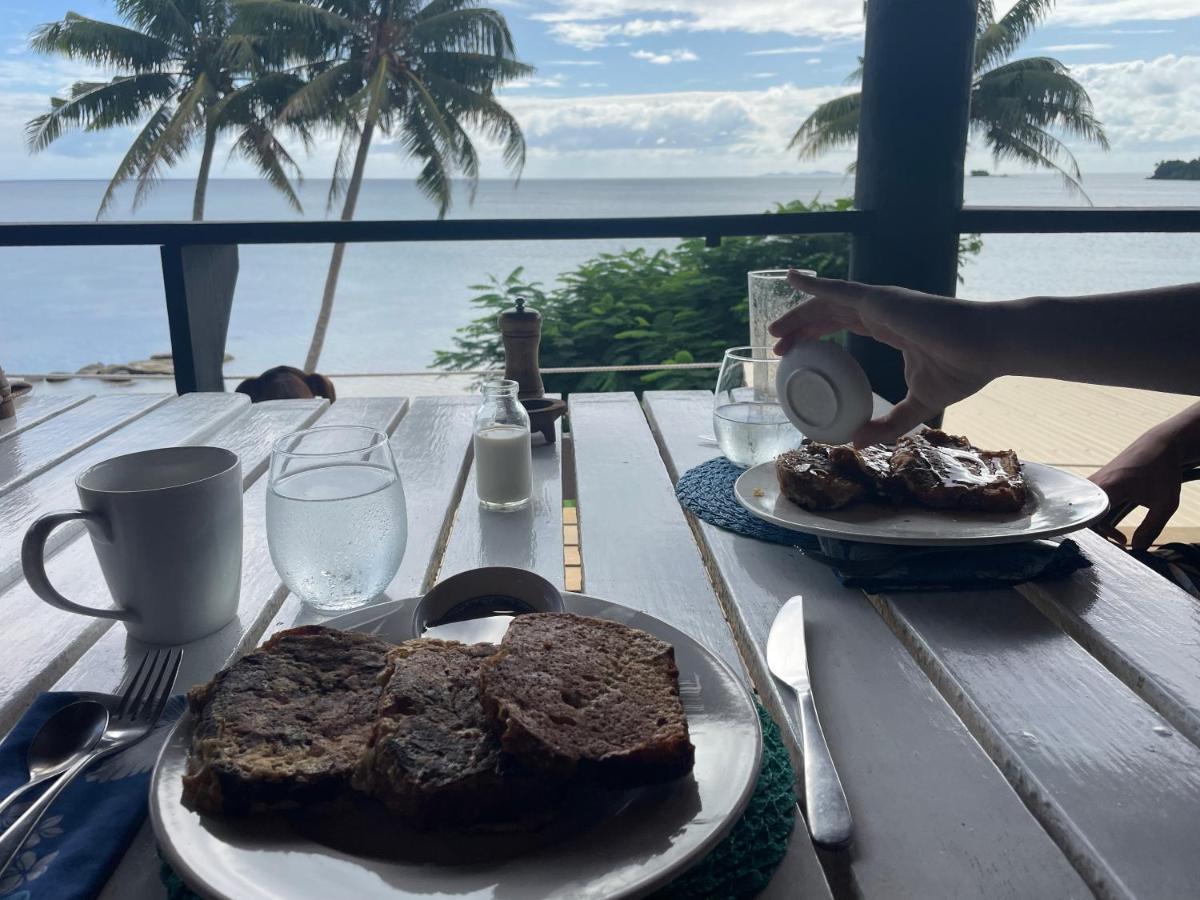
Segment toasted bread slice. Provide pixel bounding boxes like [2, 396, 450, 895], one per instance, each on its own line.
[889, 429, 1026, 512]
[353, 639, 560, 828]
[479, 613, 694, 788]
[182, 625, 392, 815]
[776, 444, 871, 510]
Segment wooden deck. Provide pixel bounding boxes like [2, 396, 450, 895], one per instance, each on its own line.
[944, 377, 1200, 545]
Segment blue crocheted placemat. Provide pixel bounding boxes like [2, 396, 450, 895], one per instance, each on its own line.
[161, 704, 796, 900]
[675, 456, 1091, 591]
[676, 456, 817, 550]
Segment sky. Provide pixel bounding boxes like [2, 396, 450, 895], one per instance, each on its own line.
[0, 0, 1198, 184]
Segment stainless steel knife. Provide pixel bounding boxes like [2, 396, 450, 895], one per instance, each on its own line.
[767, 594, 853, 849]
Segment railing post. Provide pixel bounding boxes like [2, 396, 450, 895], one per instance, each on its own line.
[160, 244, 239, 394]
[848, 0, 978, 404]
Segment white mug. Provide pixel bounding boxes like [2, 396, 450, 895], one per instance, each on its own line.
[22, 446, 243, 644]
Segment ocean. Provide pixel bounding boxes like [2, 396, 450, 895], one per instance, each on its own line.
[2, 173, 1198, 375]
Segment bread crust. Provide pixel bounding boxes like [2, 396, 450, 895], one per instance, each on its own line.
[479, 614, 694, 788]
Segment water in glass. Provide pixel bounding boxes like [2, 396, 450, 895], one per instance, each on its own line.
[267, 426, 406, 613]
[714, 346, 801, 467]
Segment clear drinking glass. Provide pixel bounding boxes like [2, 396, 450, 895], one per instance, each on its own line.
[713, 347, 802, 467]
[266, 425, 407, 613]
[748, 269, 815, 353]
[474, 379, 533, 511]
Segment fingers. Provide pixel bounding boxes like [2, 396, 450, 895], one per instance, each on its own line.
[1093, 521, 1128, 546]
[1131, 500, 1178, 551]
[786, 270, 866, 303]
[851, 396, 936, 447]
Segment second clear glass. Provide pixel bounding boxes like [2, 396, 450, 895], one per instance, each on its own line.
[713, 346, 801, 467]
[266, 425, 407, 613]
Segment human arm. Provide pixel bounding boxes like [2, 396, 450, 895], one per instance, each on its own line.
[769, 271, 1200, 444]
[1091, 400, 1200, 549]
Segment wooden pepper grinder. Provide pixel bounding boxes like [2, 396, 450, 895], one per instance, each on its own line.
[0, 365, 14, 420]
[498, 297, 545, 400]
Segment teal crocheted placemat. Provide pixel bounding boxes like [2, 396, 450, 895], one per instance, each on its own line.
[161, 704, 796, 900]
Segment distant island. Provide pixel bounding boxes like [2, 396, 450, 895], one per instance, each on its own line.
[1151, 158, 1200, 180]
[970, 169, 990, 177]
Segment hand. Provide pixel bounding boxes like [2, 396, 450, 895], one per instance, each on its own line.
[769, 270, 997, 445]
[1090, 429, 1183, 550]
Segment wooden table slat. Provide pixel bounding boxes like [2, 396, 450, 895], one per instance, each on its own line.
[0, 399, 329, 735]
[437, 416, 564, 586]
[880, 587, 1200, 900]
[568, 392, 744, 678]
[643, 390, 1091, 900]
[1018, 529, 1200, 748]
[0, 393, 248, 592]
[0, 393, 93, 442]
[0, 394, 168, 493]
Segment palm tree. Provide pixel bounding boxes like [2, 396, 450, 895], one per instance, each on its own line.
[26, 0, 309, 220]
[239, 0, 533, 372]
[791, 0, 1109, 192]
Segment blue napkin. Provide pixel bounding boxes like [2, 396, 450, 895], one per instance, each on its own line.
[0, 693, 184, 900]
[675, 457, 1091, 590]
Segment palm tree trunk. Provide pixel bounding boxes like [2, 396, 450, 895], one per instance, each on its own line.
[303, 117, 376, 373]
[192, 121, 218, 222]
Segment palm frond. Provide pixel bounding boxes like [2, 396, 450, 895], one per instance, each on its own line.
[229, 121, 305, 211]
[789, 92, 861, 159]
[973, 56, 1109, 150]
[25, 73, 176, 151]
[424, 71, 525, 172]
[981, 120, 1093, 201]
[96, 97, 176, 217]
[327, 122, 362, 211]
[235, 0, 352, 40]
[129, 73, 212, 209]
[29, 13, 173, 71]
[113, 0, 194, 46]
[282, 59, 360, 122]
[974, 0, 1054, 73]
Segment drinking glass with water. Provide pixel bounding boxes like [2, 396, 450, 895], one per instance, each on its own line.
[714, 347, 802, 467]
[267, 425, 407, 613]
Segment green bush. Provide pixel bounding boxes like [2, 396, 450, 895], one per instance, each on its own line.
[433, 198, 981, 395]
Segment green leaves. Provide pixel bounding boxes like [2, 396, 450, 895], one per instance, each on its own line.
[433, 198, 882, 396]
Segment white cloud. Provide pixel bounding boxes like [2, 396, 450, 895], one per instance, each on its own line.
[806, 58, 821, 65]
[1039, 43, 1114, 51]
[545, 59, 603, 66]
[745, 46, 825, 56]
[536, 0, 864, 46]
[750, 72, 777, 79]
[1104, 28, 1175, 34]
[547, 17, 689, 49]
[1072, 54, 1200, 148]
[505, 73, 568, 90]
[631, 48, 698, 65]
[1046, 1, 1198, 26]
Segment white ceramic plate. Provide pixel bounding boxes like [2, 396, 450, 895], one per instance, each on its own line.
[152, 593, 762, 900]
[734, 460, 1109, 546]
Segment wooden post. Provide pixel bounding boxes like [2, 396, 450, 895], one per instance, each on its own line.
[848, 0, 977, 403]
[160, 244, 239, 394]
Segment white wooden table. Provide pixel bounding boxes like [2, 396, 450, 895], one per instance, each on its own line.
[2, 390, 1199, 900]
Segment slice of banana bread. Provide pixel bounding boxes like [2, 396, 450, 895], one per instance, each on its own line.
[353, 639, 561, 828]
[479, 613, 694, 788]
[182, 625, 392, 815]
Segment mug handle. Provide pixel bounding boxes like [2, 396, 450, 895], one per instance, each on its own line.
[21, 510, 139, 623]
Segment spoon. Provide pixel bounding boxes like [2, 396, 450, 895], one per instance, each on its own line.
[0, 701, 109, 822]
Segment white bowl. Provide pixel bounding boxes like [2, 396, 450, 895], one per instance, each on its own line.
[775, 341, 873, 444]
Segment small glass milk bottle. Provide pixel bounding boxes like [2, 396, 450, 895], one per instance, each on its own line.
[474, 380, 532, 510]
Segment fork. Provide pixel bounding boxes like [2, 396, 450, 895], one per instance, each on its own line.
[0, 648, 182, 876]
